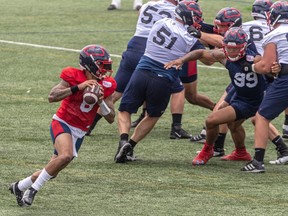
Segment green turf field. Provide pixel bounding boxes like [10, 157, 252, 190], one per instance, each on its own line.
[1, 0, 288, 215]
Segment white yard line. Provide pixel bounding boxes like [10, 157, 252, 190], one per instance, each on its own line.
[0, 39, 226, 70]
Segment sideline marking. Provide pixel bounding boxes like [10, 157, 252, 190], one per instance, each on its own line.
[0, 39, 225, 70]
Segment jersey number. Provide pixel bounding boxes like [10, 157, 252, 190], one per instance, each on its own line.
[141, 6, 172, 24]
[153, 26, 177, 50]
[234, 72, 258, 88]
[249, 26, 264, 42]
[80, 101, 96, 112]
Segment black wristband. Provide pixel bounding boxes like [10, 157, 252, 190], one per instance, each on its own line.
[70, 85, 79, 94]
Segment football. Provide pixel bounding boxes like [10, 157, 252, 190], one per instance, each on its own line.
[83, 85, 100, 104]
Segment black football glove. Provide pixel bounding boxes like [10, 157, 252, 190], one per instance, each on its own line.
[187, 26, 201, 39]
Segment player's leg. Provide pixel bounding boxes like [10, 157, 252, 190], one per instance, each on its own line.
[221, 120, 251, 161]
[192, 105, 236, 165]
[115, 69, 150, 163]
[169, 89, 192, 139]
[126, 71, 173, 161]
[107, 0, 121, 10]
[241, 79, 288, 173]
[268, 122, 288, 164]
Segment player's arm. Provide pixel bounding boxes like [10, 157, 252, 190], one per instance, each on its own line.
[48, 80, 73, 103]
[251, 43, 277, 74]
[48, 79, 97, 103]
[97, 94, 115, 124]
[164, 49, 224, 69]
[200, 32, 223, 48]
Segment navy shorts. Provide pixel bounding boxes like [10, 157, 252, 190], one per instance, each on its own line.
[225, 83, 234, 93]
[230, 96, 262, 120]
[171, 77, 184, 94]
[224, 86, 236, 104]
[114, 49, 144, 93]
[258, 75, 288, 120]
[119, 69, 173, 117]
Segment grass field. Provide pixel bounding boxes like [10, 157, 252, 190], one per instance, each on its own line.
[1, 0, 288, 215]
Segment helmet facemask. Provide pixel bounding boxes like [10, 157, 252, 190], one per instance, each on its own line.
[79, 45, 113, 80]
[222, 27, 248, 62]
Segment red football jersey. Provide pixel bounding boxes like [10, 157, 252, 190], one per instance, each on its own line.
[55, 67, 117, 131]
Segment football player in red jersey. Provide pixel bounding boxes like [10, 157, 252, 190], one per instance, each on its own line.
[9, 45, 117, 207]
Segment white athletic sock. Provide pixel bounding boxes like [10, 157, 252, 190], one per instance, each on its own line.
[111, 0, 121, 8]
[18, 176, 33, 191]
[31, 169, 53, 191]
[133, 0, 142, 9]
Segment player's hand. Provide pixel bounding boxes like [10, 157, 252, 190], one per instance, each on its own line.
[78, 80, 99, 91]
[164, 59, 183, 70]
[187, 25, 201, 39]
[96, 85, 105, 104]
[271, 62, 281, 74]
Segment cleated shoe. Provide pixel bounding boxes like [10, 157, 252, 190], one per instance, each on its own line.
[9, 182, 25, 207]
[192, 144, 213, 165]
[190, 128, 206, 143]
[22, 187, 38, 206]
[240, 159, 265, 173]
[269, 156, 288, 165]
[131, 114, 145, 128]
[114, 141, 132, 163]
[221, 149, 252, 161]
[269, 147, 288, 164]
[170, 125, 192, 139]
[126, 148, 137, 161]
[107, 4, 117, 10]
[196, 148, 225, 157]
[213, 148, 225, 157]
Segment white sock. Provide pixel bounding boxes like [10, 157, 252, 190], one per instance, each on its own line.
[133, 0, 142, 9]
[111, 0, 121, 8]
[31, 169, 53, 191]
[18, 176, 33, 191]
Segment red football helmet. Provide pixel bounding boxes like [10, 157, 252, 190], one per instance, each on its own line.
[79, 45, 113, 79]
[213, 7, 242, 36]
[222, 27, 248, 62]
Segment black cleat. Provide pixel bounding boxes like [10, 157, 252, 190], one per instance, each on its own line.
[107, 4, 117, 10]
[213, 148, 225, 157]
[126, 148, 137, 161]
[240, 159, 265, 173]
[22, 187, 38, 206]
[114, 141, 132, 163]
[9, 181, 25, 207]
[190, 128, 206, 143]
[170, 125, 192, 139]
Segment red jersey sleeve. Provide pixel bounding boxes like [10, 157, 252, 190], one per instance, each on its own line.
[101, 76, 117, 99]
[60, 67, 87, 86]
